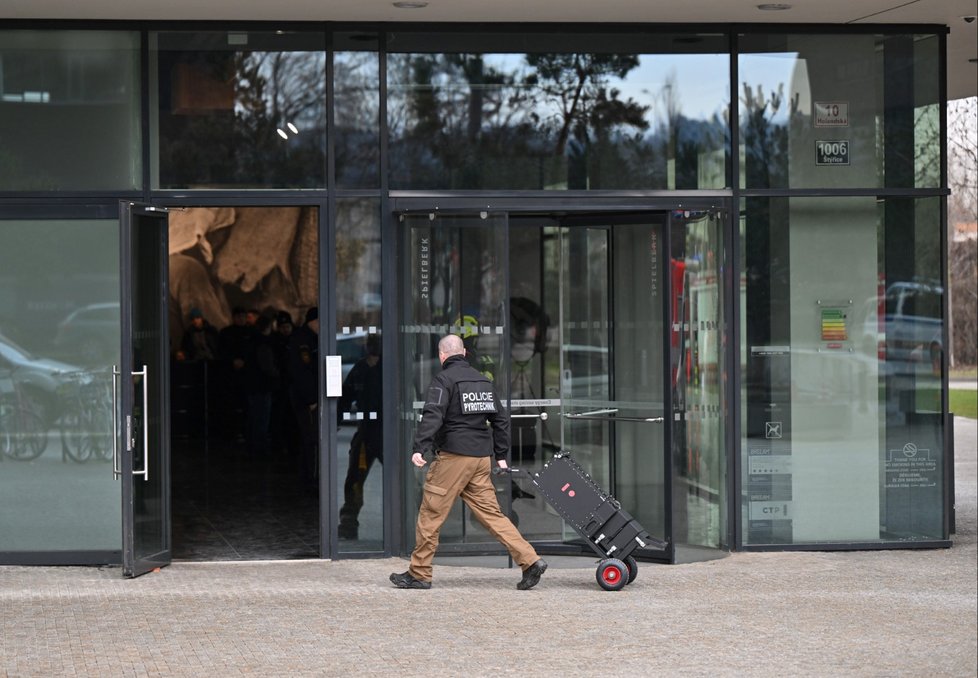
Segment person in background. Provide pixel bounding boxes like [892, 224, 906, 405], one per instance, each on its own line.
[243, 315, 279, 457]
[179, 307, 219, 362]
[217, 306, 254, 442]
[288, 307, 319, 487]
[270, 311, 297, 455]
[337, 334, 383, 540]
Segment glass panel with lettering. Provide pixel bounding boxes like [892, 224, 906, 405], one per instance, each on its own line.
[398, 213, 509, 552]
[671, 209, 727, 550]
[739, 32, 941, 189]
[335, 198, 383, 552]
[740, 196, 945, 545]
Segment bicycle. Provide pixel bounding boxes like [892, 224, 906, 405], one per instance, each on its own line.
[58, 369, 114, 464]
[0, 376, 49, 461]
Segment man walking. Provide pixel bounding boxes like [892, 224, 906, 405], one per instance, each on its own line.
[390, 334, 547, 590]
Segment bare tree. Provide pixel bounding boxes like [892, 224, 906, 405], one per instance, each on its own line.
[948, 97, 978, 227]
[948, 97, 977, 367]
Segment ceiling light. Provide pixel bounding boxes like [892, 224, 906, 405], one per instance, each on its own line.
[757, 3, 792, 10]
[287, 122, 299, 134]
[393, 1, 429, 8]
[276, 128, 289, 140]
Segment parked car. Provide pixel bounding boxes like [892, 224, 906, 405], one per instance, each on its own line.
[0, 332, 80, 423]
[52, 302, 120, 366]
[336, 331, 370, 381]
[862, 281, 943, 374]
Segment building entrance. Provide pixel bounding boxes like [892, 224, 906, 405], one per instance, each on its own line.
[166, 206, 320, 561]
[397, 207, 728, 561]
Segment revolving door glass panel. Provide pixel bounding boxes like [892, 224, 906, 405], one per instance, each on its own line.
[559, 220, 668, 546]
[398, 213, 510, 553]
[508, 217, 670, 554]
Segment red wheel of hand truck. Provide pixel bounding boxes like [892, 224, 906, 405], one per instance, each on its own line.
[595, 558, 628, 591]
[623, 555, 638, 584]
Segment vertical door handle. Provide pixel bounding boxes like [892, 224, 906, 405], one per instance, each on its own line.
[132, 365, 149, 481]
[112, 366, 121, 479]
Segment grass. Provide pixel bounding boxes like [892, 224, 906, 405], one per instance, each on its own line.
[950, 366, 978, 379]
[950, 389, 978, 420]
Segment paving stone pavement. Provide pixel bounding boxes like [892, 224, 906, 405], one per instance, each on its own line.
[1, 417, 975, 677]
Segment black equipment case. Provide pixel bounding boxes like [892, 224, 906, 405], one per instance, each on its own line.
[510, 451, 668, 590]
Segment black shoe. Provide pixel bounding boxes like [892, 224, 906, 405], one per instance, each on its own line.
[390, 571, 431, 590]
[517, 559, 547, 590]
[338, 524, 358, 540]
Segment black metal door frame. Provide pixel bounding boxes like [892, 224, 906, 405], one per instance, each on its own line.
[390, 194, 731, 563]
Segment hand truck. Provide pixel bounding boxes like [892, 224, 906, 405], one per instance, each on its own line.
[504, 451, 668, 590]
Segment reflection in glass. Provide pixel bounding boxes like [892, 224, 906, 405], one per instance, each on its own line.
[739, 32, 941, 189]
[334, 48, 380, 188]
[335, 199, 384, 552]
[151, 31, 327, 189]
[398, 214, 509, 551]
[0, 30, 141, 190]
[129, 211, 168, 568]
[0, 219, 121, 551]
[388, 49, 729, 190]
[671, 210, 726, 549]
[740, 196, 944, 545]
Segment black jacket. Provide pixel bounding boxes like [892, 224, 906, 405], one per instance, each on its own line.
[412, 354, 509, 460]
[287, 325, 319, 407]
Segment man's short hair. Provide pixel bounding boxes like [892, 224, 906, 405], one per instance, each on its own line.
[438, 334, 465, 356]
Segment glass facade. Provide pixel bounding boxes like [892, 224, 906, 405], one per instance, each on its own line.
[334, 35, 381, 189]
[387, 32, 730, 190]
[398, 213, 510, 551]
[335, 198, 384, 551]
[0, 24, 951, 562]
[0, 30, 141, 191]
[739, 32, 941, 189]
[740, 196, 944, 544]
[0, 218, 121, 552]
[149, 30, 327, 189]
[672, 210, 727, 550]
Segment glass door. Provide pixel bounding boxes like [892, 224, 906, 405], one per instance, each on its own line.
[398, 212, 510, 553]
[119, 202, 171, 577]
[508, 216, 671, 556]
[397, 208, 724, 561]
[559, 218, 670, 550]
[670, 209, 727, 555]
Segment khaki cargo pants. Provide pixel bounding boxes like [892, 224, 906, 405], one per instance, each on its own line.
[409, 452, 538, 582]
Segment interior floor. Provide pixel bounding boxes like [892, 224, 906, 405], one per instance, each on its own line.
[171, 437, 319, 561]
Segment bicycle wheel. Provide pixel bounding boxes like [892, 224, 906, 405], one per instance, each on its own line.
[60, 409, 93, 463]
[7, 408, 47, 460]
[88, 408, 114, 462]
[0, 412, 13, 459]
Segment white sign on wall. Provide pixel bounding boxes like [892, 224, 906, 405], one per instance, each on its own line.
[814, 101, 849, 127]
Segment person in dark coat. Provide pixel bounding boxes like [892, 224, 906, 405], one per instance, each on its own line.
[269, 311, 297, 455]
[337, 333, 383, 539]
[217, 306, 255, 441]
[243, 315, 279, 456]
[179, 308, 219, 362]
[288, 307, 319, 485]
